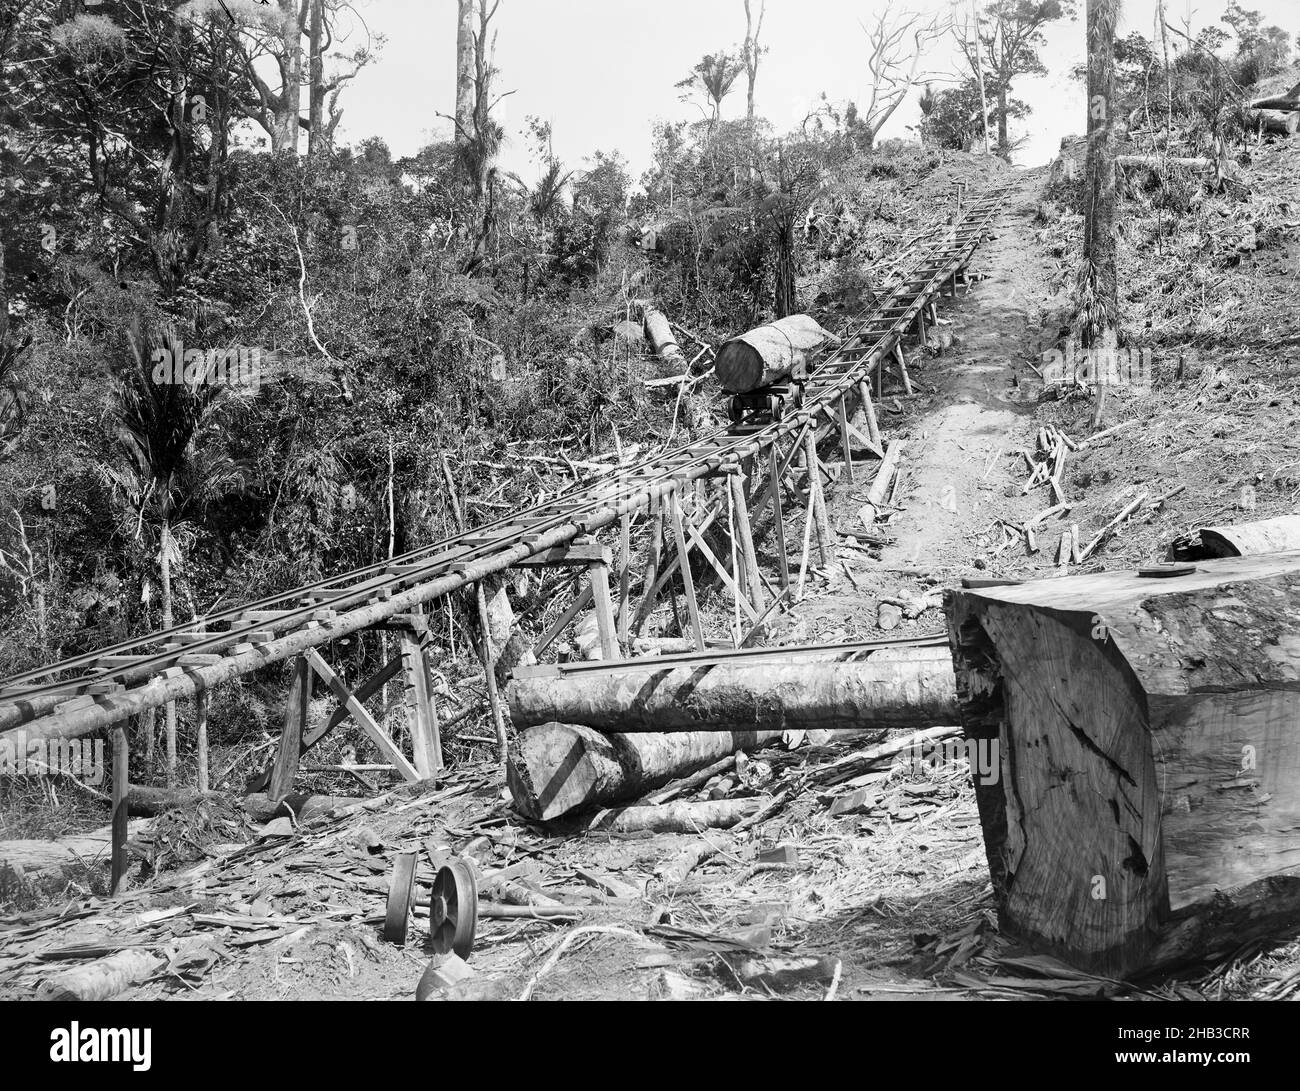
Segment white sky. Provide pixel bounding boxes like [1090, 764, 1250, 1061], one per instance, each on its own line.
[334, 0, 1300, 180]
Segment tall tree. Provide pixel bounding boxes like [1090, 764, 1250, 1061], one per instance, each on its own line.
[273, 0, 303, 154]
[1082, 0, 1119, 428]
[306, 0, 326, 154]
[217, 0, 374, 157]
[677, 51, 743, 133]
[100, 325, 250, 785]
[958, 0, 1075, 158]
[455, 0, 476, 162]
[857, 2, 949, 149]
[741, 0, 766, 131]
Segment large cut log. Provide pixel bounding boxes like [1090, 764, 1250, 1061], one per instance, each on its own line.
[123, 784, 361, 822]
[37, 949, 165, 1001]
[1250, 79, 1300, 111]
[579, 797, 766, 834]
[507, 722, 785, 821]
[507, 643, 957, 733]
[1115, 154, 1217, 172]
[0, 819, 151, 881]
[1246, 108, 1300, 136]
[945, 551, 1300, 977]
[1169, 514, 1300, 560]
[127, 783, 222, 816]
[715, 315, 840, 393]
[641, 306, 687, 373]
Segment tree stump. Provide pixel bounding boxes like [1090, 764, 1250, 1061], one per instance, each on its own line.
[944, 552, 1300, 977]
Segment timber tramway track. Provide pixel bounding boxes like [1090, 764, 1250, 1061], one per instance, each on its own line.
[0, 185, 1009, 760]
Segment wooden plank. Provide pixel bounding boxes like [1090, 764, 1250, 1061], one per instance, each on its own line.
[893, 342, 913, 395]
[857, 379, 882, 451]
[837, 397, 855, 484]
[399, 627, 441, 777]
[111, 723, 128, 895]
[304, 655, 403, 749]
[588, 561, 620, 660]
[633, 504, 724, 633]
[630, 500, 665, 637]
[729, 471, 764, 610]
[476, 581, 509, 763]
[514, 542, 612, 568]
[195, 689, 209, 793]
[768, 445, 791, 590]
[617, 512, 632, 645]
[533, 583, 594, 659]
[804, 430, 833, 567]
[269, 655, 310, 801]
[304, 649, 421, 782]
[739, 585, 791, 648]
[668, 490, 706, 650]
[679, 508, 759, 623]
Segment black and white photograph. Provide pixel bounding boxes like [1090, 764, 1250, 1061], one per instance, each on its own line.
[0, 0, 1296, 1045]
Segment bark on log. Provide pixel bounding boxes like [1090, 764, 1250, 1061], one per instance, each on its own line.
[37, 949, 165, 1001]
[127, 784, 222, 817]
[507, 644, 956, 733]
[715, 315, 840, 393]
[242, 791, 362, 823]
[858, 439, 905, 526]
[642, 307, 687, 373]
[579, 797, 766, 834]
[1250, 79, 1300, 111]
[1169, 515, 1300, 561]
[945, 551, 1300, 977]
[0, 820, 150, 880]
[123, 784, 360, 822]
[1115, 154, 1216, 171]
[1246, 108, 1300, 136]
[508, 722, 785, 821]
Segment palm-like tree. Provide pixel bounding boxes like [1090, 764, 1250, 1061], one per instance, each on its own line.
[677, 51, 743, 130]
[99, 323, 251, 785]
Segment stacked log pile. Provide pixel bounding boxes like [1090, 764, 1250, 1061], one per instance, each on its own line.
[506, 641, 959, 821]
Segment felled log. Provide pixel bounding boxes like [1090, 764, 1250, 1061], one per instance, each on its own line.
[945, 551, 1300, 977]
[37, 949, 165, 1001]
[641, 307, 687, 373]
[507, 644, 956, 733]
[1115, 154, 1216, 172]
[1168, 515, 1300, 561]
[507, 723, 785, 821]
[1246, 108, 1300, 136]
[580, 797, 765, 834]
[122, 784, 360, 823]
[127, 783, 222, 817]
[714, 314, 840, 393]
[1250, 79, 1300, 111]
[242, 791, 362, 823]
[0, 820, 150, 881]
[858, 439, 905, 526]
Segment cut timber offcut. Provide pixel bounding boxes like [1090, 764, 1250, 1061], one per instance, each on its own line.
[507, 643, 956, 733]
[945, 551, 1300, 977]
[715, 315, 840, 394]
